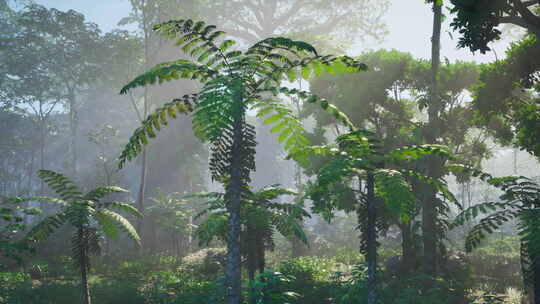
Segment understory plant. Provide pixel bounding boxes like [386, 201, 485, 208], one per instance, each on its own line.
[10, 170, 141, 304]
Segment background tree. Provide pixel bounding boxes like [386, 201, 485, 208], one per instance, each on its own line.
[450, 0, 540, 53]
[204, 0, 389, 51]
[303, 49, 489, 275]
[450, 0, 540, 162]
[14, 5, 103, 177]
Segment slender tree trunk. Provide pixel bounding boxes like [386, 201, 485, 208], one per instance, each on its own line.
[257, 236, 265, 274]
[226, 106, 245, 304]
[422, 1, 443, 286]
[136, 144, 147, 249]
[69, 90, 78, 177]
[135, 0, 151, 251]
[366, 171, 377, 304]
[39, 117, 45, 195]
[400, 222, 415, 275]
[79, 227, 91, 304]
[535, 259, 540, 304]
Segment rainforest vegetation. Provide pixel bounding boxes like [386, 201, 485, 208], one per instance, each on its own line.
[1, 0, 540, 303]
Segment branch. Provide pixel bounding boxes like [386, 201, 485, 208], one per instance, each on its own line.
[510, 0, 540, 29]
[499, 15, 530, 28]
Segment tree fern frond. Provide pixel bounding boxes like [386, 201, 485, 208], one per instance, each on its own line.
[388, 144, 454, 162]
[98, 202, 141, 217]
[247, 37, 318, 57]
[270, 213, 308, 245]
[253, 99, 308, 156]
[37, 170, 82, 201]
[278, 87, 355, 131]
[94, 209, 120, 240]
[84, 186, 128, 201]
[154, 19, 235, 68]
[25, 212, 67, 242]
[22, 196, 68, 207]
[118, 95, 196, 168]
[374, 169, 416, 222]
[119, 60, 217, 94]
[452, 201, 510, 227]
[95, 209, 140, 246]
[465, 209, 517, 252]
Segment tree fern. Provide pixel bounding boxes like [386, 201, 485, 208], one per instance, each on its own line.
[454, 175, 540, 299]
[190, 184, 309, 283]
[13, 170, 140, 304]
[118, 18, 365, 303]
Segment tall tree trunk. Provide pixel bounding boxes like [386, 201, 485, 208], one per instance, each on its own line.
[366, 171, 377, 304]
[136, 144, 147, 249]
[422, 1, 443, 285]
[226, 113, 245, 304]
[39, 117, 45, 195]
[79, 227, 91, 304]
[535, 259, 540, 304]
[69, 89, 78, 177]
[135, 0, 151, 251]
[400, 221, 416, 275]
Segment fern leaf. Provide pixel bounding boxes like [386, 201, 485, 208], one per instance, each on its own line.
[118, 95, 197, 168]
[37, 170, 82, 201]
[99, 202, 141, 217]
[95, 209, 140, 246]
[26, 212, 67, 242]
[119, 61, 217, 94]
[84, 186, 128, 201]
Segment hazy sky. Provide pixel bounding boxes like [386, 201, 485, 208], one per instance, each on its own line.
[37, 0, 517, 63]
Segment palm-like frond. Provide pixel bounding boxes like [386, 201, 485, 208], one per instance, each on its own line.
[22, 196, 68, 207]
[465, 209, 518, 252]
[37, 170, 82, 201]
[84, 186, 128, 201]
[25, 212, 67, 242]
[95, 209, 140, 246]
[98, 201, 141, 217]
[118, 95, 197, 168]
[120, 60, 217, 94]
[374, 169, 416, 222]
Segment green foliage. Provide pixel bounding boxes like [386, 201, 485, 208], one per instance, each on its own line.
[450, 0, 540, 53]
[0, 198, 40, 267]
[119, 18, 366, 180]
[192, 185, 310, 275]
[278, 256, 338, 303]
[454, 175, 540, 293]
[297, 128, 457, 251]
[248, 270, 300, 304]
[147, 190, 196, 239]
[7, 170, 141, 303]
[471, 35, 540, 157]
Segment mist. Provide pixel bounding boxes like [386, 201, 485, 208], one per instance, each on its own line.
[1, 1, 540, 304]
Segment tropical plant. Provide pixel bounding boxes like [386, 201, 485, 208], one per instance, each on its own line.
[118, 18, 365, 304]
[295, 129, 456, 304]
[248, 270, 299, 304]
[454, 175, 540, 304]
[0, 197, 40, 268]
[191, 184, 309, 283]
[11, 170, 141, 304]
[147, 190, 196, 256]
